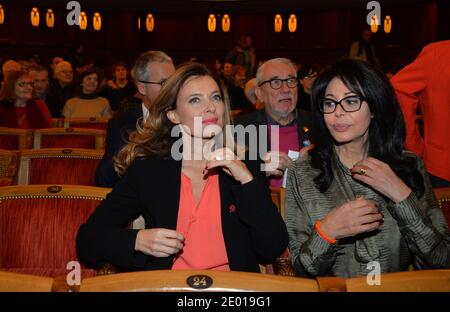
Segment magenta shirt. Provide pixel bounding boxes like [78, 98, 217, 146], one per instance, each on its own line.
[269, 124, 299, 188]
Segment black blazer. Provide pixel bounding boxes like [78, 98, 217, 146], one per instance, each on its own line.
[77, 155, 288, 273]
[95, 106, 143, 187]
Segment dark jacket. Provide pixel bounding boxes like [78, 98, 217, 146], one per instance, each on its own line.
[234, 108, 313, 156]
[95, 105, 142, 187]
[77, 155, 289, 272]
[46, 81, 76, 118]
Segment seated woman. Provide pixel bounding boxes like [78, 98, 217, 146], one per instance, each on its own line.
[77, 62, 288, 272]
[0, 70, 52, 129]
[285, 59, 450, 278]
[62, 68, 112, 118]
[104, 62, 136, 111]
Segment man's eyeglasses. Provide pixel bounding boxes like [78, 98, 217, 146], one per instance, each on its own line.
[319, 95, 365, 114]
[17, 81, 34, 87]
[139, 79, 167, 87]
[258, 77, 298, 90]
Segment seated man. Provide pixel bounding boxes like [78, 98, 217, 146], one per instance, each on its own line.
[46, 61, 75, 117]
[28, 65, 50, 102]
[95, 51, 175, 187]
[234, 58, 312, 188]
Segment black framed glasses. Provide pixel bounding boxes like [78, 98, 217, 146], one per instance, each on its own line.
[319, 95, 365, 114]
[138, 79, 167, 87]
[258, 77, 298, 90]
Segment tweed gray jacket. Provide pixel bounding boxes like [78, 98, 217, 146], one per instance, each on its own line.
[285, 151, 450, 278]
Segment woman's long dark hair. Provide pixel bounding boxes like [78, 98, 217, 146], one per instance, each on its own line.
[310, 59, 424, 198]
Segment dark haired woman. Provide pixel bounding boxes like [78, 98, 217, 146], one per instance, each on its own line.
[285, 59, 450, 278]
[77, 62, 287, 272]
[104, 62, 136, 111]
[62, 68, 112, 118]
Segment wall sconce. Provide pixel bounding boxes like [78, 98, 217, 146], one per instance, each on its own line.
[79, 11, 87, 30]
[288, 14, 297, 32]
[0, 5, 5, 25]
[222, 14, 230, 32]
[93, 12, 101, 31]
[370, 15, 378, 33]
[146, 14, 154, 32]
[384, 15, 392, 33]
[208, 14, 216, 32]
[31, 7, 40, 27]
[274, 14, 282, 32]
[137, 17, 141, 31]
[46, 9, 55, 28]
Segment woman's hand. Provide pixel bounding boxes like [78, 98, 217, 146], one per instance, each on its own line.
[320, 196, 383, 240]
[135, 228, 185, 258]
[205, 148, 253, 184]
[351, 157, 412, 203]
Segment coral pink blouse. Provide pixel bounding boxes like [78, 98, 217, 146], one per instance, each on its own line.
[172, 172, 230, 271]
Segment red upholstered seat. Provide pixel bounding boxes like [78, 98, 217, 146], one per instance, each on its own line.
[64, 117, 110, 130]
[33, 128, 105, 149]
[41, 135, 97, 148]
[17, 148, 103, 186]
[0, 185, 110, 277]
[0, 127, 33, 150]
[0, 149, 19, 186]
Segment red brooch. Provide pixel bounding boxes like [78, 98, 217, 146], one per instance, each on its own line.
[228, 204, 236, 213]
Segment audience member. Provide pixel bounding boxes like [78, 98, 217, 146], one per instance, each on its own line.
[297, 64, 321, 111]
[46, 61, 76, 117]
[77, 62, 288, 272]
[62, 68, 112, 118]
[28, 65, 50, 101]
[244, 78, 264, 110]
[285, 59, 450, 278]
[349, 29, 378, 65]
[0, 70, 52, 128]
[104, 62, 136, 111]
[226, 34, 256, 80]
[391, 40, 450, 187]
[235, 58, 312, 188]
[95, 51, 176, 187]
[227, 65, 252, 111]
[1, 60, 21, 80]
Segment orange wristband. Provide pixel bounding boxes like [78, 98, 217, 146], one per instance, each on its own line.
[315, 220, 337, 244]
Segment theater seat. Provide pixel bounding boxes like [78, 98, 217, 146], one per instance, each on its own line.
[434, 187, 450, 226]
[0, 184, 111, 277]
[33, 127, 105, 149]
[270, 187, 286, 218]
[17, 148, 103, 186]
[0, 127, 33, 150]
[0, 149, 19, 186]
[63, 117, 111, 130]
[270, 187, 295, 276]
[79, 269, 320, 292]
[0, 271, 54, 292]
[345, 269, 450, 292]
